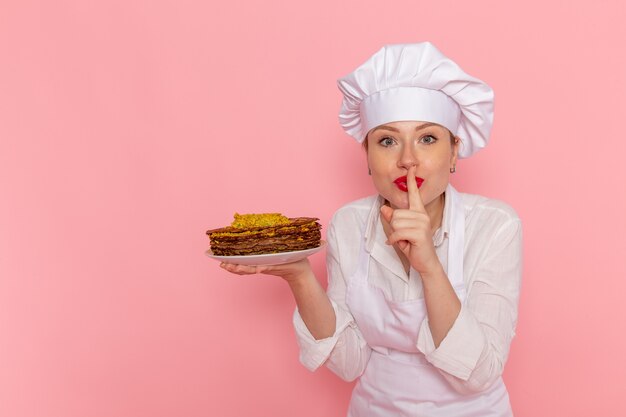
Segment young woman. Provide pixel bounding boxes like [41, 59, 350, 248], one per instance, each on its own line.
[220, 42, 522, 416]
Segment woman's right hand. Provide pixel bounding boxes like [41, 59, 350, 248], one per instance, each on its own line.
[221, 257, 335, 339]
[219, 258, 312, 284]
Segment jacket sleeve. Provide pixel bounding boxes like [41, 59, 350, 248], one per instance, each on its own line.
[416, 218, 523, 393]
[293, 216, 372, 382]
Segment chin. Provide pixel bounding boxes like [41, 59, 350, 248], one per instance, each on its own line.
[382, 190, 410, 210]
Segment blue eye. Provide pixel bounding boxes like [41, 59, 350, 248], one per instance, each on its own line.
[379, 137, 396, 147]
[420, 135, 437, 145]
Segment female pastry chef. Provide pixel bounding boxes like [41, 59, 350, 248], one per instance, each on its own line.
[220, 42, 522, 416]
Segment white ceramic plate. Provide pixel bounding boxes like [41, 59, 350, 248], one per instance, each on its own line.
[206, 241, 326, 266]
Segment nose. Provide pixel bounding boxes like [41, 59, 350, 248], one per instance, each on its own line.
[397, 142, 418, 170]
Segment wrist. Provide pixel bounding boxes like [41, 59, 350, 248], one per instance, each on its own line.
[418, 260, 445, 281]
[283, 259, 314, 284]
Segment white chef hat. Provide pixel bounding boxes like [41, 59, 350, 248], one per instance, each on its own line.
[337, 42, 494, 158]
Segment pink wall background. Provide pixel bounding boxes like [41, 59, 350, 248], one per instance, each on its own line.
[1, 1, 625, 416]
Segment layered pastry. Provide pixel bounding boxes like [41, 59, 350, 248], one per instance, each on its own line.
[206, 213, 322, 256]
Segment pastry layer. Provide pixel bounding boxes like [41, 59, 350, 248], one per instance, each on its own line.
[207, 217, 321, 256]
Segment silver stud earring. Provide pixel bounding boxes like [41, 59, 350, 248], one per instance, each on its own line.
[450, 165, 456, 174]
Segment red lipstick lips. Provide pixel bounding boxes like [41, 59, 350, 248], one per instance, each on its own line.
[394, 176, 424, 192]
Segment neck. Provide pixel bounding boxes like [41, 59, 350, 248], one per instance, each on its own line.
[425, 193, 445, 233]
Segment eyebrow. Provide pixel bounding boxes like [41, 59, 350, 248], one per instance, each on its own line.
[371, 122, 439, 134]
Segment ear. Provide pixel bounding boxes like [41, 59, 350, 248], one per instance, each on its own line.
[364, 134, 372, 172]
[450, 136, 460, 166]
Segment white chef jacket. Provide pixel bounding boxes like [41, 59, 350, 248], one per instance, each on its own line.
[293, 185, 522, 394]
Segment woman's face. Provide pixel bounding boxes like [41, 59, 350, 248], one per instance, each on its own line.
[366, 120, 459, 211]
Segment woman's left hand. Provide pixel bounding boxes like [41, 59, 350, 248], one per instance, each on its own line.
[380, 165, 441, 276]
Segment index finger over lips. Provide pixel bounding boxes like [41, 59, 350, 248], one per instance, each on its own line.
[407, 165, 425, 212]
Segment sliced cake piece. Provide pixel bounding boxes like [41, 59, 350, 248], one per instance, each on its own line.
[207, 213, 321, 256]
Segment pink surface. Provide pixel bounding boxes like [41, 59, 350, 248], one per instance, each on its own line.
[1, 1, 625, 416]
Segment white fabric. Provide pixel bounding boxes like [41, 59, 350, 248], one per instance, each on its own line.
[344, 186, 512, 415]
[360, 87, 461, 139]
[293, 184, 522, 395]
[337, 42, 494, 158]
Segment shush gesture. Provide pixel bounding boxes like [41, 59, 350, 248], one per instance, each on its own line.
[380, 165, 442, 276]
